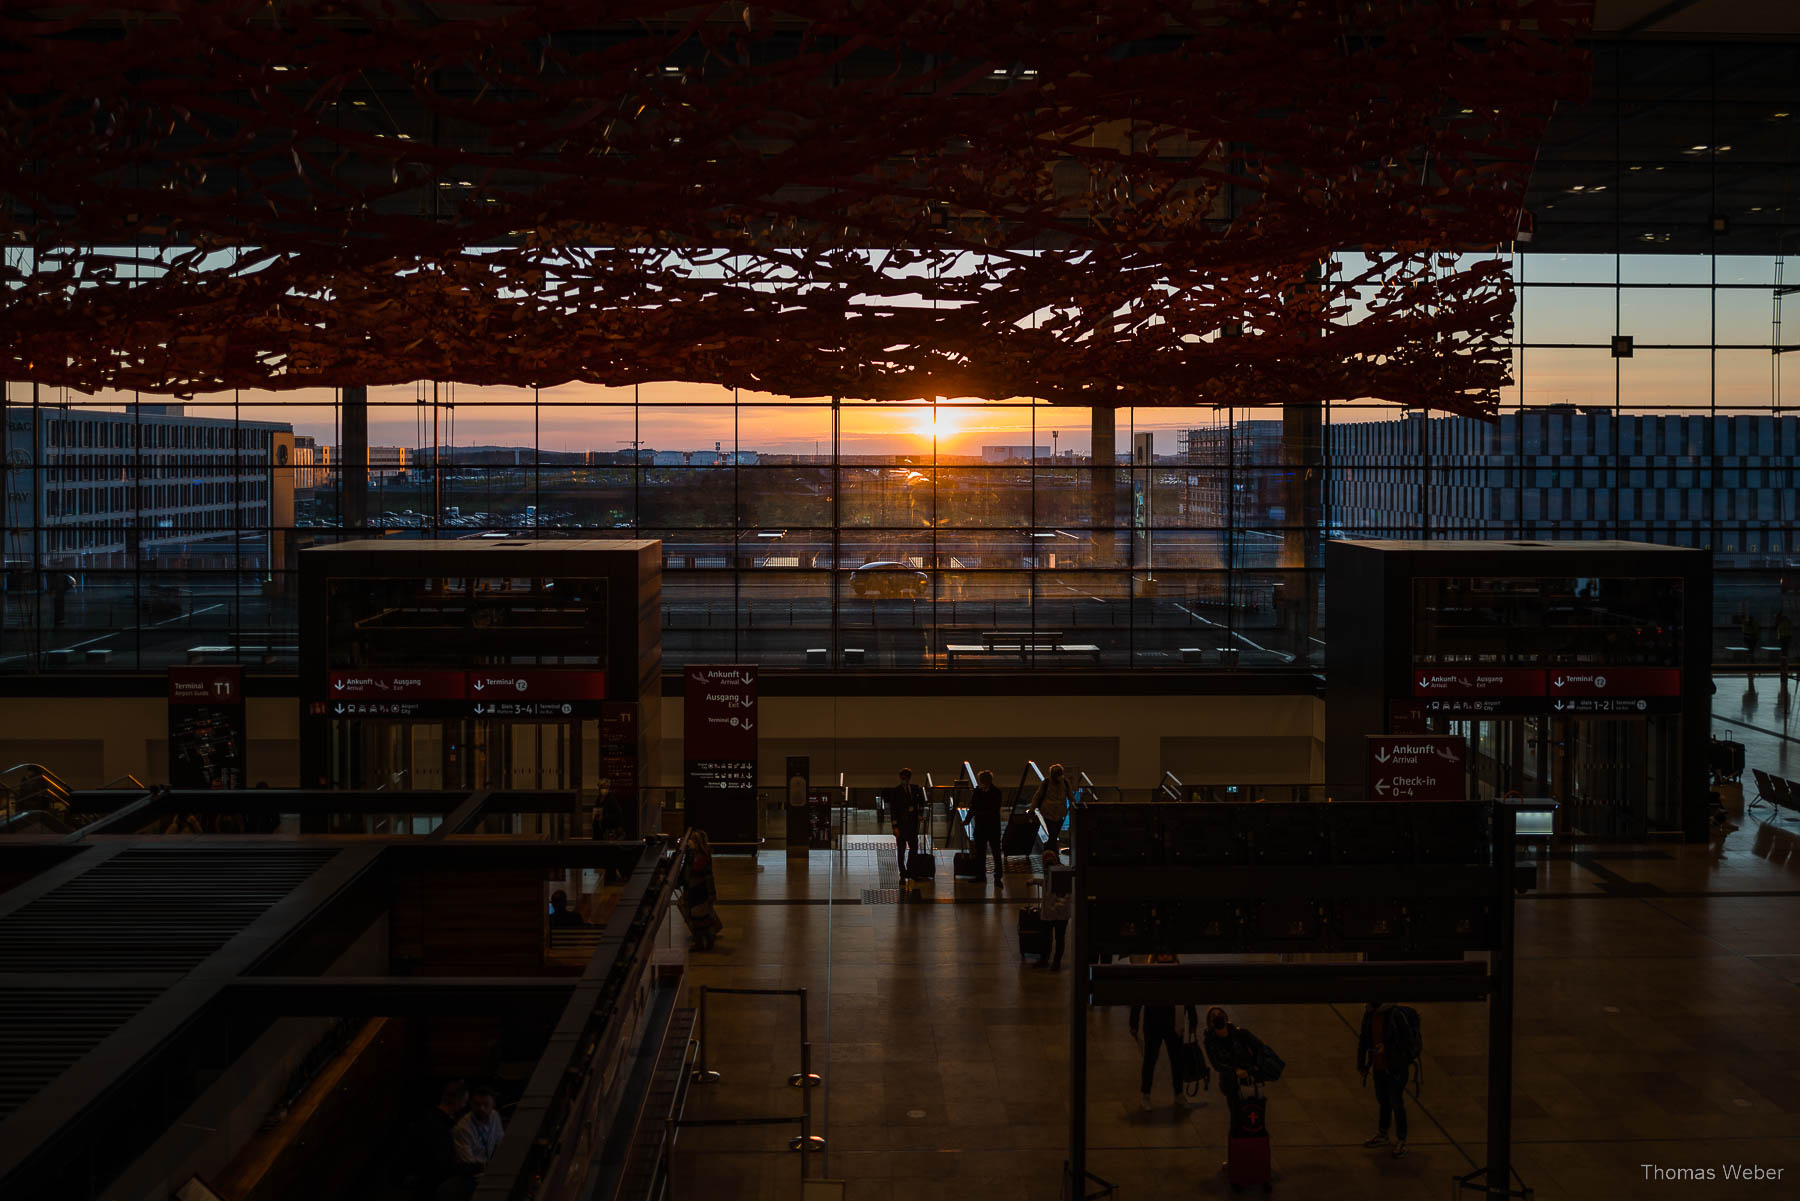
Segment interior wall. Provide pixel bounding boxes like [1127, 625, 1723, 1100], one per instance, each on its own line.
[0, 692, 1322, 793]
[663, 693, 1323, 789]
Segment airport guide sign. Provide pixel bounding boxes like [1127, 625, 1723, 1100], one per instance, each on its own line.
[1412, 667, 1682, 715]
[316, 669, 607, 717]
[1366, 734, 1467, 801]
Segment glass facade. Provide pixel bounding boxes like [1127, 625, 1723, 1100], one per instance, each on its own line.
[3, 41, 1797, 675]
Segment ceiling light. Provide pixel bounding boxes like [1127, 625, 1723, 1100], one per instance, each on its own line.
[1690, 144, 1708, 151]
[1569, 185, 1584, 192]
[1774, 111, 1791, 118]
[1592, 185, 1606, 192]
[1717, 144, 1732, 152]
[352, 100, 368, 107]
[1021, 69, 1038, 77]
[1629, 165, 1642, 171]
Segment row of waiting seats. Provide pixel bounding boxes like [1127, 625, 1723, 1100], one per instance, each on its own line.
[1750, 769, 1800, 823]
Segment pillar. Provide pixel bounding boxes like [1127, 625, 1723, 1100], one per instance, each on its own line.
[341, 384, 368, 533]
[1281, 399, 1323, 664]
[1090, 407, 1115, 566]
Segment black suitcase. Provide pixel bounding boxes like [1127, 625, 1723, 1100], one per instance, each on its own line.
[908, 850, 937, 880]
[1018, 906, 1051, 960]
[952, 851, 980, 880]
[1723, 739, 1745, 782]
[1002, 810, 1037, 856]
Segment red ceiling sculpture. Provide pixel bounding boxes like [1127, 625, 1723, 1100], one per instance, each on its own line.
[0, 1, 1592, 412]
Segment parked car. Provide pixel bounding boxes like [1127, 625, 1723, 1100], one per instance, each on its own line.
[850, 561, 930, 598]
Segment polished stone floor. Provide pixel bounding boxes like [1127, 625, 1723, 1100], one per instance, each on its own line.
[672, 811, 1800, 1201]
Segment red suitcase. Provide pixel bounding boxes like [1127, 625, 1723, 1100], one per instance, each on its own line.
[1228, 1083, 1272, 1192]
[1228, 1133, 1271, 1192]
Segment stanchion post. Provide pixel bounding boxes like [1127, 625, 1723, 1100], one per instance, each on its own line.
[692, 985, 719, 1084]
[789, 1041, 825, 1157]
[790, 986, 821, 1087]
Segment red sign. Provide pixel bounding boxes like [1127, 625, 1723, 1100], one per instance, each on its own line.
[1547, 668, 1681, 697]
[684, 665, 760, 843]
[168, 666, 241, 705]
[684, 665, 759, 761]
[1413, 669, 1544, 697]
[467, 669, 606, 700]
[1389, 701, 1429, 735]
[1366, 734, 1467, 801]
[328, 670, 466, 699]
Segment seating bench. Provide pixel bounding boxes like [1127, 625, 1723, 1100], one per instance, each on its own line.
[945, 630, 1101, 666]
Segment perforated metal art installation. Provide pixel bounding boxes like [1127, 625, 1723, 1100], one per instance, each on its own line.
[0, 1, 1590, 410]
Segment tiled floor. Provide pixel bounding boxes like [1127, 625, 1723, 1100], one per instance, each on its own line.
[672, 827, 1800, 1201]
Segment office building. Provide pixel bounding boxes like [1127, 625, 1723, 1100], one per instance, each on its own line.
[1, 404, 293, 565]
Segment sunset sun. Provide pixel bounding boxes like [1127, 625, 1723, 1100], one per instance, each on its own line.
[914, 408, 960, 442]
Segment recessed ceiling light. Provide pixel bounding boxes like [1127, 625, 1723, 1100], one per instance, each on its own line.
[1774, 111, 1791, 118]
[1690, 144, 1708, 151]
[1717, 144, 1732, 152]
[1629, 165, 1642, 171]
[1592, 185, 1606, 191]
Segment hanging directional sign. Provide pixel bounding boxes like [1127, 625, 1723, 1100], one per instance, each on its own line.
[1546, 667, 1684, 715]
[1366, 734, 1467, 801]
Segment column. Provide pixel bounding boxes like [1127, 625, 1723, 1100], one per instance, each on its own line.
[341, 384, 368, 533]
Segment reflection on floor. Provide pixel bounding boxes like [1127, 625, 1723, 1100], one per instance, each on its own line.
[671, 829, 1800, 1201]
[1714, 671, 1800, 790]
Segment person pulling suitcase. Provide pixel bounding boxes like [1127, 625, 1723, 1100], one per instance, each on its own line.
[1204, 1006, 1282, 1193]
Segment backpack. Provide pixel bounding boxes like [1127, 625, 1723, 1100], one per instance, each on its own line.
[1384, 1005, 1422, 1068]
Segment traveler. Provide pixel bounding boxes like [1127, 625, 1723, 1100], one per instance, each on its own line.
[1357, 1001, 1419, 1159]
[453, 1082, 505, 1170]
[547, 890, 588, 929]
[969, 768, 1006, 887]
[889, 767, 926, 884]
[404, 1079, 473, 1201]
[1037, 849, 1070, 969]
[1743, 613, 1761, 662]
[1202, 1006, 1274, 1127]
[679, 829, 724, 950]
[1130, 994, 1199, 1110]
[1777, 612, 1793, 659]
[1029, 763, 1074, 852]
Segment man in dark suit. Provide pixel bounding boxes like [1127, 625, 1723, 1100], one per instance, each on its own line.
[889, 767, 926, 884]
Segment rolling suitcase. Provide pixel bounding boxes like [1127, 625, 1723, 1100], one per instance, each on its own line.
[952, 851, 980, 880]
[1002, 809, 1037, 856]
[908, 848, 937, 880]
[1017, 906, 1051, 960]
[1227, 1084, 1271, 1193]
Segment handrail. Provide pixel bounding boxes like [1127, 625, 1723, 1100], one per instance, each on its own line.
[1158, 770, 1184, 801]
[99, 773, 145, 790]
[962, 760, 978, 790]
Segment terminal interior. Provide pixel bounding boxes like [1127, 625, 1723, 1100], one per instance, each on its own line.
[6, 5, 1800, 1201]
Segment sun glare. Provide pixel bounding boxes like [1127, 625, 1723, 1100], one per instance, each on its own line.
[914, 408, 959, 442]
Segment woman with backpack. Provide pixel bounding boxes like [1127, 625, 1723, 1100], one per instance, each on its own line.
[1202, 1006, 1279, 1129]
[678, 829, 724, 951]
[1028, 763, 1074, 852]
[1357, 1001, 1420, 1159]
